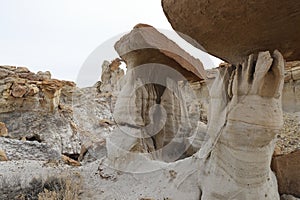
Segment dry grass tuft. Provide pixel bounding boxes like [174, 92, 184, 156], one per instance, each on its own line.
[0, 174, 81, 200]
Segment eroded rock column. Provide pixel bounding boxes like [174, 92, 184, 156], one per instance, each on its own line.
[106, 24, 205, 166]
[199, 51, 284, 199]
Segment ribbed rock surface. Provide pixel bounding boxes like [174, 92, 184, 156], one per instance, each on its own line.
[108, 24, 202, 163]
[162, 0, 300, 64]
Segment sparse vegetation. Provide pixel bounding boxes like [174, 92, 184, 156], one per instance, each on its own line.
[0, 175, 81, 200]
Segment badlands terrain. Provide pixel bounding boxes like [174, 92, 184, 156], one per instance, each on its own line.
[1, 0, 300, 199]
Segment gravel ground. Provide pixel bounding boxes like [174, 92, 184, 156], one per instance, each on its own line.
[276, 113, 300, 154]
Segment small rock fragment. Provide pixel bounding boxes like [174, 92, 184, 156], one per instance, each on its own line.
[11, 83, 27, 98]
[0, 122, 8, 137]
[0, 149, 8, 161]
[61, 155, 81, 167]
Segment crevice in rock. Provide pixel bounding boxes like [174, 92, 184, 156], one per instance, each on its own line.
[63, 153, 80, 161]
[25, 134, 42, 143]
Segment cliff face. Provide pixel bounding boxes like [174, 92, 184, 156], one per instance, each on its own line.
[0, 65, 116, 163]
[0, 66, 80, 159]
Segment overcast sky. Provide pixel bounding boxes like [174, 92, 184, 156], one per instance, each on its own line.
[0, 0, 222, 87]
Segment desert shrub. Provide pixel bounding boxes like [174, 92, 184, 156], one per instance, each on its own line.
[0, 175, 80, 200]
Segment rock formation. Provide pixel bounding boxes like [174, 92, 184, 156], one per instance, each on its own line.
[0, 1, 300, 198]
[0, 65, 118, 164]
[0, 66, 80, 157]
[162, 0, 300, 64]
[197, 51, 284, 199]
[99, 50, 288, 199]
[272, 150, 300, 197]
[161, 1, 300, 198]
[0, 59, 299, 199]
[115, 23, 206, 81]
[98, 58, 125, 94]
[107, 24, 206, 164]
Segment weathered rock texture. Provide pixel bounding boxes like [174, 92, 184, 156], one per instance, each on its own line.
[0, 56, 299, 199]
[115, 23, 206, 81]
[0, 137, 60, 161]
[189, 62, 300, 198]
[98, 58, 124, 94]
[195, 62, 300, 154]
[272, 150, 300, 198]
[162, 0, 300, 64]
[0, 66, 81, 156]
[102, 50, 287, 199]
[107, 24, 205, 163]
[194, 51, 284, 199]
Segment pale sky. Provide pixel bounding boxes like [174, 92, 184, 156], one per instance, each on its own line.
[0, 0, 222, 87]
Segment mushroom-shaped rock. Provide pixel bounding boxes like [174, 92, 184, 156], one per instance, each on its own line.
[162, 0, 300, 64]
[108, 24, 204, 163]
[114, 23, 206, 82]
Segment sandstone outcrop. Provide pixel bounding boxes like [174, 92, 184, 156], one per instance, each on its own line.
[115, 24, 206, 81]
[194, 51, 284, 199]
[0, 66, 68, 113]
[272, 150, 300, 197]
[162, 0, 300, 64]
[0, 65, 120, 165]
[176, 61, 300, 198]
[98, 58, 124, 94]
[107, 24, 205, 163]
[0, 56, 298, 199]
[102, 50, 287, 199]
[0, 66, 80, 158]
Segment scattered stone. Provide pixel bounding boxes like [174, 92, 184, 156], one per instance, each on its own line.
[11, 83, 27, 98]
[99, 119, 115, 127]
[276, 113, 300, 154]
[0, 122, 8, 137]
[61, 155, 81, 167]
[0, 149, 8, 161]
